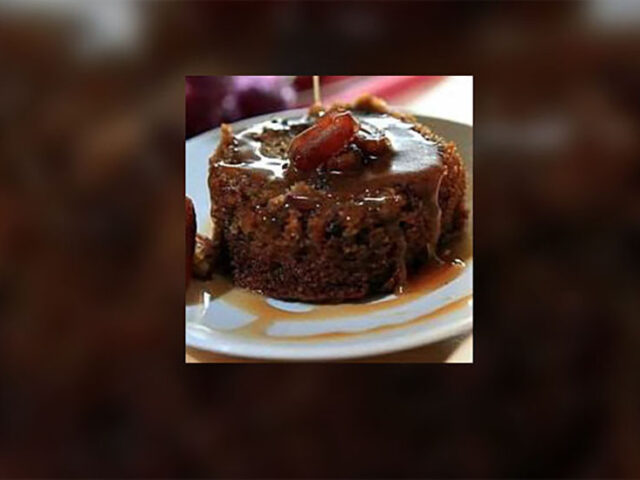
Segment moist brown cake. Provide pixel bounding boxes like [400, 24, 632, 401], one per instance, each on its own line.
[209, 95, 467, 302]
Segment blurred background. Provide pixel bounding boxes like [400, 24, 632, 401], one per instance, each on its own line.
[1, 1, 639, 478]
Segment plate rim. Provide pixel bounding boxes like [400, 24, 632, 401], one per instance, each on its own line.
[186, 302, 472, 361]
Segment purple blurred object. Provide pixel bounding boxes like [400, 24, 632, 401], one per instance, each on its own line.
[222, 76, 297, 124]
[186, 76, 297, 139]
[185, 76, 232, 138]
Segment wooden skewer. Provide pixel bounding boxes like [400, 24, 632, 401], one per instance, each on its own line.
[312, 75, 321, 105]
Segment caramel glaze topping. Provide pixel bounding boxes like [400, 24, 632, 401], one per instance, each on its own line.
[222, 112, 442, 185]
[214, 108, 445, 257]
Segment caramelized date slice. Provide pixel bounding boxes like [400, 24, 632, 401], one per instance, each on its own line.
[325, 145, 363, 173]
[288, 112, 359, 170]
[353, 127, 392, 156]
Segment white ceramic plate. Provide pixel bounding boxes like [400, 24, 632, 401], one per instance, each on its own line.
[186, 109, 473, 361]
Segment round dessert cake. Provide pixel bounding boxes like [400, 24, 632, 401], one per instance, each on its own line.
[208, 95, 467, 302]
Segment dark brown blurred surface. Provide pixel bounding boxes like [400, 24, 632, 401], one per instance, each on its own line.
[1, 1, 639, 478]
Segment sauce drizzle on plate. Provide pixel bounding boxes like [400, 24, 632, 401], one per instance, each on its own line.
[187, 229, 472, 339]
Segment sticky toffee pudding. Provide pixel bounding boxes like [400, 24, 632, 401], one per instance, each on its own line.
[207, 95, 467, 302]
